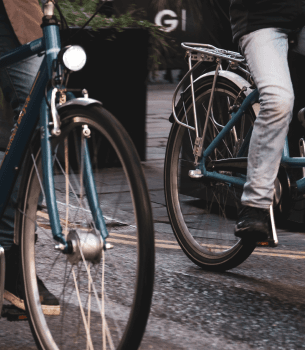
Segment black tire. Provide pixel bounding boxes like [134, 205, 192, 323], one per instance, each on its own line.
[164, 76, 256, 271]
[17, 105, 155, 350]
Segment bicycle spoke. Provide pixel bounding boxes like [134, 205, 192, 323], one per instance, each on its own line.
[65, 137, 69, 238]
[72, 266, 94, 350]
[202, 103, 233, 158]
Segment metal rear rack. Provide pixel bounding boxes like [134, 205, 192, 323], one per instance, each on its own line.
[171, 43, 246, 165]
[181, 42, 245, 63]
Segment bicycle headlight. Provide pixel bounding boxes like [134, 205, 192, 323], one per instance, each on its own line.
[60, 45, 87, 72]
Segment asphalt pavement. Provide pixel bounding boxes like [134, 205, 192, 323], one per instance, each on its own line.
[140, 83, 305, 350]
[1, 82, 305, 349]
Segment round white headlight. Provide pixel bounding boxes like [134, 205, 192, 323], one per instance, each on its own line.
[62, 45, 87, 71]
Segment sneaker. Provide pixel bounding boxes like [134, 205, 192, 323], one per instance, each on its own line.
[3, 245, 60, 316]
[234, 205, 270, 242]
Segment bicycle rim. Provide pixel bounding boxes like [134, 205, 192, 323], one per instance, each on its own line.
[18, 105, 154, 349]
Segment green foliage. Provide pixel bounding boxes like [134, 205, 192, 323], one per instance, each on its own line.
[55, 1, 174, 72]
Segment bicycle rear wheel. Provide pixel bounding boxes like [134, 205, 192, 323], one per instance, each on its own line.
[165, 76, 257, 271]
[17, 105, 154, 350]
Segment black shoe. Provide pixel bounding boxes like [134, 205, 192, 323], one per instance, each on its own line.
[3, 245, 60, 315]
[234, 205, 271, 242]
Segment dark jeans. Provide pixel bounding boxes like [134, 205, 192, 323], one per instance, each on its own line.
[0, 13, 43, 249]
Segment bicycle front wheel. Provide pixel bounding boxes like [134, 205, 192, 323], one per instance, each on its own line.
[165, 76, 257, 271]
[17, 105, 154, 350]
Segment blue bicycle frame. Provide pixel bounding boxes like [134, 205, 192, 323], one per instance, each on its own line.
[197, 87, 305, 194]
[0, 18, 108, 248]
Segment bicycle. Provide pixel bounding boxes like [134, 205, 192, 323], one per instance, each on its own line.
[164, 41, 301, 272]
[0, 1, 155, 349]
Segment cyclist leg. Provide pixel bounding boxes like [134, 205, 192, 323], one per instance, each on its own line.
[0, 12, 43, 250]
[235, 28, 294, 240]
[0, 12, 58, 313]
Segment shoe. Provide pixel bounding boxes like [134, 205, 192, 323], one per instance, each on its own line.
[234, 205, 271, 242]
[3, 244, 60, 316]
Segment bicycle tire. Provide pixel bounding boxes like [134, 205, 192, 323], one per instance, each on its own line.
[164, 76, 256, 271]
[17, 104, 155, 350]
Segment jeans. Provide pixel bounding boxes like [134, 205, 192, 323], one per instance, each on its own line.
[239, 27, 305, 209]
[0, 13, 43, 249]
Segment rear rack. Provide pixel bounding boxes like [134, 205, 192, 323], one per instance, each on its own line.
[182, 42, 245, 63]
[171, 42, 247, 165]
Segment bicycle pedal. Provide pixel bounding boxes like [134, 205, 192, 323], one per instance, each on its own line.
[1, 305, 27, 321]
[188, 169, 203, 179]
[256, 241, 269, 247]
[256, 240, 278, 248]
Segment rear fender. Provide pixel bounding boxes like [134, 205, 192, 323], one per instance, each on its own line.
[169, 70, 260, 123]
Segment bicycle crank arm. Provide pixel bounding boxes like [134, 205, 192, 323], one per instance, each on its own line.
[206, 157, 248, 174]
[189, 157, 248, 179]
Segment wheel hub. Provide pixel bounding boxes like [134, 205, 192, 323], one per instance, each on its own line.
[66, 229, 103, 265]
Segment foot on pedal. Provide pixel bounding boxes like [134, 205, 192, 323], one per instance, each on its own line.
[235, 205, 278, 246]
[4, 245, 60, 316]
[1, 304, 27, 321]
[234, 205, 270, 242]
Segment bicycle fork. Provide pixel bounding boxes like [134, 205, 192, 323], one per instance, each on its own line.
[40, 93, 109, 255]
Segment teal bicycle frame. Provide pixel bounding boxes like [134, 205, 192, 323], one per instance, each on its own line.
[0, 13, 108, 250]
[197, 86, 305, 194]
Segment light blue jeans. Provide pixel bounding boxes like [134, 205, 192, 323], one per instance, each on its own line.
[239, 27, 305, 209]
[0, 13, 43, 249]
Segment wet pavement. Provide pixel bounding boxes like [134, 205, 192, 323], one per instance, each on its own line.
[141, 84, 305, 350]
[1, 83, 305, 349]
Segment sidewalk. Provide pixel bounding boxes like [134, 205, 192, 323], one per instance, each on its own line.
[146, 83, 176, 162]
[142, 84, 177, 235]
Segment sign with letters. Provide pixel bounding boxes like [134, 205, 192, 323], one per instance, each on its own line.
[113, 0, 235, 68]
